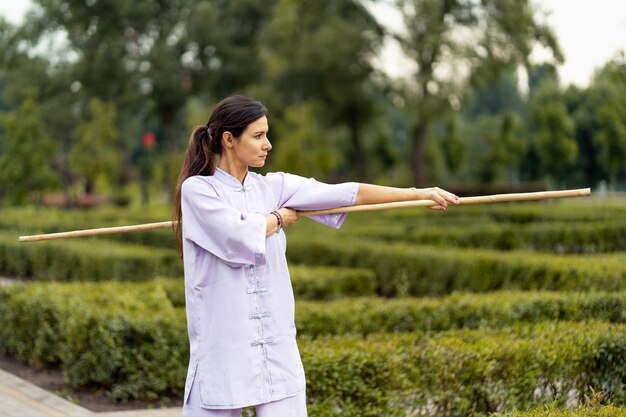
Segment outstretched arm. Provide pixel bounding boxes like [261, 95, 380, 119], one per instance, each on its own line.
[355, 184, 460, 211]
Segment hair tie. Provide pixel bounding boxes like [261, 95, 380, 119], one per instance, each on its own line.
[205, 125, 212, 141]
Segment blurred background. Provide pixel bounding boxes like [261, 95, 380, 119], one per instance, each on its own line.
[1, 2, 626, 416]
[0, 0, 624, 209]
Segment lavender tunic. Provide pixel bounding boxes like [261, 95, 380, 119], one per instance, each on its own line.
[181, 167, 358, 409]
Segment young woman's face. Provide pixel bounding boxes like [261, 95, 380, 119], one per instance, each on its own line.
[230, 116, 272, 168]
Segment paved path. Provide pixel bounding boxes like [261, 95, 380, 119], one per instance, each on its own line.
[0, 369, 180, 417]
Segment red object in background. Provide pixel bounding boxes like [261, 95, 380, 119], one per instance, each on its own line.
[143, 132, 155, 148]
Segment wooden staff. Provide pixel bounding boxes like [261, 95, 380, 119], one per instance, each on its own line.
[18, 188, 591, 242]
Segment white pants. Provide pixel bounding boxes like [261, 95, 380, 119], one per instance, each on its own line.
[182, 378, 308, 417]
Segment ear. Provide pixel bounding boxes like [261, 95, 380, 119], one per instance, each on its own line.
[221, 131, 235, 149]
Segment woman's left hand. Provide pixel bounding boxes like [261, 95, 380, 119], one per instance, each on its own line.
[417, 187, 460, 210]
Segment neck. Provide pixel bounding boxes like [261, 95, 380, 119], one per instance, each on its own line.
[218, 155, 248, 185]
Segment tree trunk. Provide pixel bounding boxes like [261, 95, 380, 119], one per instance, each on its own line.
[410, 121, 428, 186]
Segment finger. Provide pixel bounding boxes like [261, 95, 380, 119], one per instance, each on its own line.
[446, 192, 460, 204]
[434, 194, 448, 209]
[428, 204, 445, 211]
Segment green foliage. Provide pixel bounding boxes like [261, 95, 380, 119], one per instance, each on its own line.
[346, 218, 626, 254]
[473, 112, 527, 183]
[4, 279, 626, 414]
[592, 56, 626, 187]
[290, 265, 377, 300]
[397, 0, 561, 183]
[0, 90, 60, 204]
[305, 321, 626, 416]
[68, 98, 121, 193]
[494, 405, 626, 417]
[0, 204, 176, 247]
[0, 281, 187, 401]
[0, 231, 181, 281]
[440, 114, 467, 176]
[258, 0, 383, 180]
[529, 81, 578, 184]
[1, 0, 621, 195]
[295, 291, 626, 337]
[145, 266, 376, 307]
[286, 236, 626, 297]
[270, 100, 342, 177]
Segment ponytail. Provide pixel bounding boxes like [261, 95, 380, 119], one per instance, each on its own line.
[173, 125, 219, 258]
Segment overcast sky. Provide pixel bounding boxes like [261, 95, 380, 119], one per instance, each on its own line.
[1, 0, 625, 87]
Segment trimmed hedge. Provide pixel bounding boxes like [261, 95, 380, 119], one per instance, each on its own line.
[4, 200, 625, 253]
[0, 205, 176, 248]
[346, 220, 626, 254]
[0, 281, 187, 400]
[376, 199, 626, 224]
[286, 236, 626, 297]
[295, 291, 626, 337]
[494, 405, 626, 416]
[0, 205, 171, 233]
[303, 321, 626, 416]
[71, 265, 375, 307]
[0, 231, 181, 281]
[4, 281, 626, 415]
[288, 265, 376, 300]
[63, 281, 626, 337]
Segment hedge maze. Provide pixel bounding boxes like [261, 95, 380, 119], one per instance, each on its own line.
[1, 199, 625, 416]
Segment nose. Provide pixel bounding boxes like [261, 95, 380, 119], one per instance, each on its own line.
[264, 137, 272, 151]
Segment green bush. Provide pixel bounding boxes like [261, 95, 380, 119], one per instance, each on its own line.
[4, 281, 626, 414]
[295, 291, 626, 337]
[0, 231, 181, 281]
[0, 281, 187, 401]
[286, 237, 626, 297]
[289, 265, 376, 300]
[125, 284, 626, 338]
[376, 199, 626, 224]
[0, 205, 171, 233]
[347, 220, 626, 254]
[0, 205, 176, 248]
[302, 321, 626, 416]
[154, 266, 376, 306]
[493, 405, 626, 416]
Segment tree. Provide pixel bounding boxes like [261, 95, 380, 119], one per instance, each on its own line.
[24, 0, 275, 194]
[258, 0, 384, 180]
[395, 0, 562, 184]
[68, 98, 120, 195]
[591, 55, 626, 189]
[594, 104, 626, 189]
[464, 69, 525, 119]
[530, 82, 577, 185]
[485, 112, 525, 183]
[0, 90, 59, 205]
[440, 113, 466, 177]
[270, 100, 342, 178]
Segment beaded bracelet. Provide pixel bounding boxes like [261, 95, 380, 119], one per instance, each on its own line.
[271, 210, 283, 233]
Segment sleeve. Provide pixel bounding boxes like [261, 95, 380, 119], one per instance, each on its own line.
[181, 177, 267, 268]
[266, 172, 359, 229]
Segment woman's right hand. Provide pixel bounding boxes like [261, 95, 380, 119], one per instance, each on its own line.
[278, 207, 299, 228]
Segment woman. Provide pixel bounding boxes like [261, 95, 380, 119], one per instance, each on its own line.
[173, 95, 458, 417]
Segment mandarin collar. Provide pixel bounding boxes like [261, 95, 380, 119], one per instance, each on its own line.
[214, 167, 252, 189]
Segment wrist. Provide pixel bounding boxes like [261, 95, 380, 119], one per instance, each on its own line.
[271, 210, 283, 233]
[410, 187, 424, 200]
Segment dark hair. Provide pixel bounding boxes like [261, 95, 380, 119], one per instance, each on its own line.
[173, 95, 269, 257]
